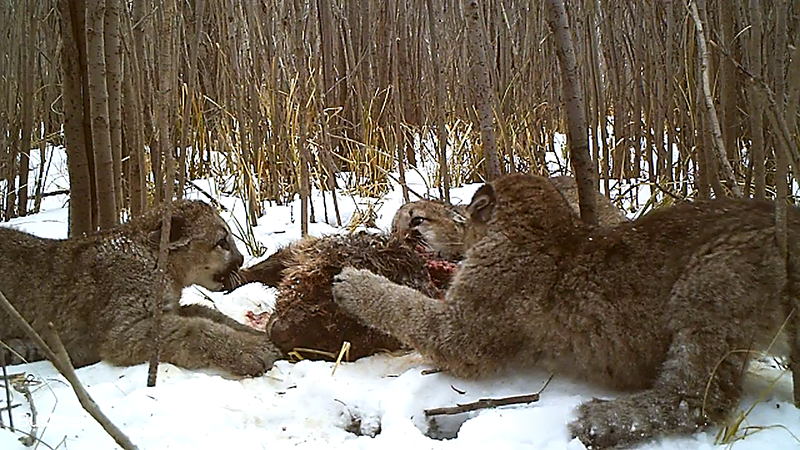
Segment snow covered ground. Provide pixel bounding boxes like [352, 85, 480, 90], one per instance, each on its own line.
[2, 152, 800, 449]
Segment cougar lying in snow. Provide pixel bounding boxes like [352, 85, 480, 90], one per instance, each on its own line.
[332, 173, 799, 448]
[0, 200, 280, 376]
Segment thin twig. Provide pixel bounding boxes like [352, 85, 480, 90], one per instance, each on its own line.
[15, 377, 37, 446]
[185, 180, 227, 211]
[651, 182, 684, 201]
[0, 345, 12, 431]
[10, 429, 57, 450]
[40, 189, 70, 198]
[424, 375, 554, 417]
[0, 290, 139, 450]
[147, 204, 173, 388]
[0, 403, 21, 413]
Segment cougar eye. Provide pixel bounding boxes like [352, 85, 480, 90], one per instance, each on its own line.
[410, 216, 425, 227]
[216, 237, 230, 250]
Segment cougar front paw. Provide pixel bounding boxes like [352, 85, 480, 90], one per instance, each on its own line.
[331, 267, 376, 314]
[569, 398, 635, 449]
[224, 336, 280, 377]
[570, 392, 706, 449]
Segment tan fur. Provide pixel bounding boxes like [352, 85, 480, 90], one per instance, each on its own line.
[333, 173, 798, 448]
[391, 200, 467, 262]
[547, 175, 629, 225]
[0, 200, 281, 376]
[391, 175, 627, 262]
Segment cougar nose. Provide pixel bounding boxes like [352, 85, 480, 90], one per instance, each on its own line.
[233, 251, 244, 269]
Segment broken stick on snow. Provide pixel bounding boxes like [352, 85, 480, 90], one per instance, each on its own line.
[424, 375, 553, 417]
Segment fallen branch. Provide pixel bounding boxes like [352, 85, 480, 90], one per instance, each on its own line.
[424, 375, 554, 417]
[0, 290, 139, 450]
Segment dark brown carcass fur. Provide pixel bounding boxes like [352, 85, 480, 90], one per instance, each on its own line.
[255, 232, 441, 360]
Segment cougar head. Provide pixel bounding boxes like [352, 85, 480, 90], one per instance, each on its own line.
[390, 199, 468, 262]
[148, 200, 245, 292]
[465, 174, 581, 248]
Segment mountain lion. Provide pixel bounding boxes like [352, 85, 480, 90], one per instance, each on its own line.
[332, 173, 798, 448]
[0, 199, 280, 376]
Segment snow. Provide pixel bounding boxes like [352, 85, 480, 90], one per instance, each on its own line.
[2, 148, 800, 449]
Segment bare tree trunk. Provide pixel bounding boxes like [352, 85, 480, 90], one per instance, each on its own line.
[545, 0, 597, 225]
[34, 122, 48, 214]
[665, 0, 675, 187]
[316, 0, 343, 226]
[689, 0, 742, 198]
[4, 9, 19, 221]
[0, 4, 8, 220]
[745, 0, 766, 200]
[148, 0, 177, 388]
[785, 5, 800, 135]
[121, 45, 141, 215]
[121, 7, 146, 215]
[465, 0, 500, 181]
[85, 0, 119, 227]
[104, 0, 123, 212]
[389, 0, 409, 203]
[359, 0, 373, 89]
[228, 1, 258, 227]
[59, 0, 93, 236]
[4, 123, 17, 221]
[718, 0, 738, 170]
[587, 0, 606, 192]
[132, 0, 156, 204]
[70, 0, 99, 228]
[694, 61, 721, 198]
[17, 0, 36, 217]
[427, 0, 450, 202]
[397, 0, 418, 164]
[772, 0, 789, 259]
[266, 55, 281, 204]
[770, 0, 788, 144]
[179, 0, 206, 199]
[293, 0, 311, 236]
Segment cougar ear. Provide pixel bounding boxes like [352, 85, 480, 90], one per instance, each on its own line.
[149, 215, 190, 249]
[467, 183, 496, 224]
